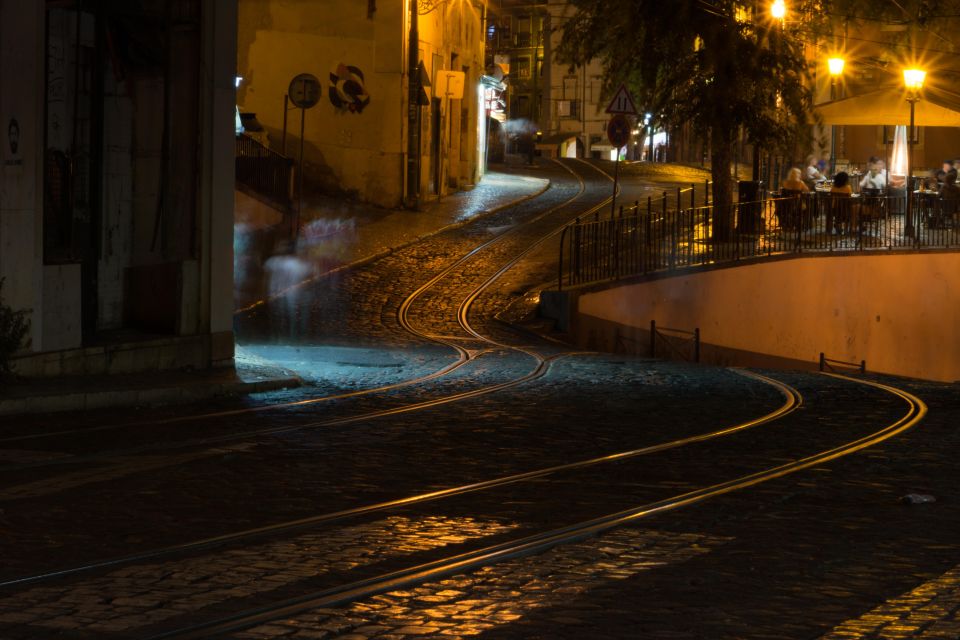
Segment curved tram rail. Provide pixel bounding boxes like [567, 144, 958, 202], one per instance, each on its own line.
[0, 160, 609, 465]
[0, 369, 798, 590]
[142, 373, 924, 639]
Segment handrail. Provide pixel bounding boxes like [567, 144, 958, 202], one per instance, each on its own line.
[558, 191, 960, 290]
[235, 133, 295, 213]
[650, 320, 700, 363]
[820, 352, 866, 374]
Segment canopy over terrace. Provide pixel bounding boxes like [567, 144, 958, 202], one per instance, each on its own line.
[815, 85, 960, 126]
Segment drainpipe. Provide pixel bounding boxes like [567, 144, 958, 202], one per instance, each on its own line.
[406, 0, 420, 209]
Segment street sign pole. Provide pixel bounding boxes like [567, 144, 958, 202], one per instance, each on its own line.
[297, 91, 306, 238]
[611, 153, 621, 217]
[604, 85, 639, 217]
[287, 73, 322, 243]
[606, 113, 632, 217]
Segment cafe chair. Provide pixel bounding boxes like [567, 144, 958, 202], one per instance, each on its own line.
[828, 192, 854, 236]
[775, 189, 806, 231]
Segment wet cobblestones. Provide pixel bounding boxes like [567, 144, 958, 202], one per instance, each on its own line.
[819, 555, 960, 638]
[232, 527, 732, 640]
[0, 516, 515, 636]
[2, 162, 959, 639]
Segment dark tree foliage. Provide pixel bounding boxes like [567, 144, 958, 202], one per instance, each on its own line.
[0, 278, 29, 377]
[818, 0, 960, 84]
[557, 0, 820, 240]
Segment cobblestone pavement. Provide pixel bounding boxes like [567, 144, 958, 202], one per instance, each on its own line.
[1, 161, 959, 639]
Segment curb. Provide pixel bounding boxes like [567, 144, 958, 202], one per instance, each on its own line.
[0, 375, 302, 417]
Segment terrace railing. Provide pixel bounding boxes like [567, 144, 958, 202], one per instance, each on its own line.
[558, 191, 960, 290]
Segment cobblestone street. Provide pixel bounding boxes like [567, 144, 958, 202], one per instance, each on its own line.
[1, 161, 959, 639]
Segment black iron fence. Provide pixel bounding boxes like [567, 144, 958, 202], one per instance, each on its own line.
[559, 191, 960, 289]
[235, 134, 294, 212]
[819, 352, 866, 374]
[650, 320, 700, 362]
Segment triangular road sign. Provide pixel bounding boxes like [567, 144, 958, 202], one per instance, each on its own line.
[606, 84, 638, 115]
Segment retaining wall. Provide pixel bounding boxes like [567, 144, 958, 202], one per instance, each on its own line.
[555, 251, 960, 382]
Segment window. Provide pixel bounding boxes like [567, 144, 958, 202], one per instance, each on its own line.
[516, 16, 531, 46]
[558, 99, 579, 119]
[516, 57, 530, 78]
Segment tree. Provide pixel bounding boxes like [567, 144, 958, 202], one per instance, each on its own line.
[557, 0, 819, 241]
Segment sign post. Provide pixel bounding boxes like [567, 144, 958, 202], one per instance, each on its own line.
[606, 115, 631, 216]
[605, 84, 638, 216]
[288, 73, 322, 240]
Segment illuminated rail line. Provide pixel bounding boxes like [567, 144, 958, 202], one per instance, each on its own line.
[0, 370, 798, 590]
[142, 372, 925, 639]
[0, 160, 600, 452]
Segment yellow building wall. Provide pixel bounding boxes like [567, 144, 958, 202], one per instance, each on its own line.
[237, 0, 483, 208]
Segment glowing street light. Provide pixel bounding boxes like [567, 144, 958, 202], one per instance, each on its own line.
[903, 68, 926, 92]
[827, 57, 845, 78]
[771, 0, 786, 20]
[903, 68, 926, 239]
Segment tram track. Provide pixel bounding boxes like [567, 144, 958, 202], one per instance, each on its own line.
[0, 371, 910, 640]
[0, 160, 603, 460]
[0, 370, 798, 590]
[143, 373, 924, 640]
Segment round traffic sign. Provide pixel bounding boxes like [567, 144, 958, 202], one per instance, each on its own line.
[606, 114, 631, 148]
[288, 73, 322, 109]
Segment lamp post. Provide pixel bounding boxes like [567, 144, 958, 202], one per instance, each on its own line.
[827, 57, 844, 176]
[903, 68, 926, 239]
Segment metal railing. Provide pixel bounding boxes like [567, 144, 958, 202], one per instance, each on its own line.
[820, 352, 866, 374]
[235, 133, 294, 212]
[650, 320, 700, 363]
[559, 191, 960, 290]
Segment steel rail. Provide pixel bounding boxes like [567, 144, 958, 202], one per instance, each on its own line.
[0, 370, 798, 589]
[146, 373, 925, 640]
[0, 161, 592, 446]
[0, 163, 612, 470]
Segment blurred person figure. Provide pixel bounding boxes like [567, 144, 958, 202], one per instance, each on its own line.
[804, 154, 825, 188]
[781, 167, 809, 192]
[942, 170, 960, 201]
[831, 171, 852, 194]
[859, 156, 888, 191]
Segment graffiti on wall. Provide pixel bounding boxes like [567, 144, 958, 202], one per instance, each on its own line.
[329, 64, 370, 114]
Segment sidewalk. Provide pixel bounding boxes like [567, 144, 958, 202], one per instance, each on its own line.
[1, 169, 550, 417]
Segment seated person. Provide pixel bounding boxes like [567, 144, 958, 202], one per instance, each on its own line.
[942, 170, 960, 201]
[804, 154, 825, 187]
[830, 172, 854, 233]
[923, 169, 940, 191]
[831, 171, 852, 194]
[944, 160, 955, 174]
[859, 156, 889, 190]
[781, 167, 809, 193]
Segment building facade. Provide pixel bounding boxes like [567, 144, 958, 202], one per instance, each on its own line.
[236, 0, 485, 209]
[0, 0, 237, 377]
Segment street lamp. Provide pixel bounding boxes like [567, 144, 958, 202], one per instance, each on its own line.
[827, 57, 844, 175]
[771, 0, 786, 20]
[903, 68, 926, 239]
